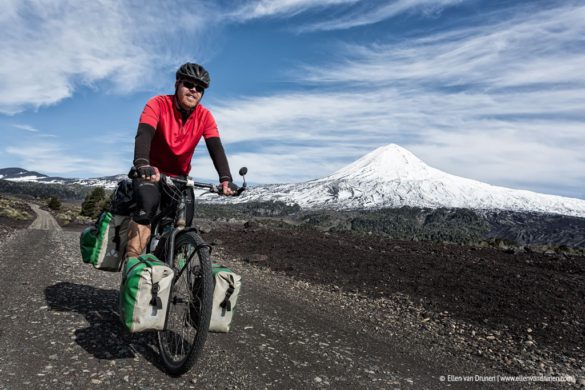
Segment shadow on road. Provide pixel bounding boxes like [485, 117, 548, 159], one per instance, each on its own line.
[44, 282, 167, 373]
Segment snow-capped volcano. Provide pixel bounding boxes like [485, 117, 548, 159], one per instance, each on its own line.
[230, 144, 585, 218]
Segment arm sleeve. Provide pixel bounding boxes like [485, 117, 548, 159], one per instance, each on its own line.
[133, 123, 156, 167]
[133, 98, 160, 167]
[205, 137, 233, 183]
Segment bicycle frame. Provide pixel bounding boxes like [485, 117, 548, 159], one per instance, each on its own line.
[147, 177, 200, 270]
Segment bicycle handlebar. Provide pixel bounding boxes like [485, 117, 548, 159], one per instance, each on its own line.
[162, 174, 247, 196]
[128, 166, 248, 196]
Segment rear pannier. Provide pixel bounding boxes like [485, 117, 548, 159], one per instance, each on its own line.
[79, 179, 135, 271]
[80, 211, 129, 271]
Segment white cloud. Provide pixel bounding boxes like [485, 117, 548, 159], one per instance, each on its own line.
[5, 142, 128, 177]
[410, 123, 585, 189]
[84, 131, 135, 146]
[300, 0, 463, 31]
[302, 4, 585, 88]
[229, 0, 360, 21]
[0, 0, 215, 114]
[191, 143, 366, 184]
[210, 86, 584, 190]
[12, 124, 39, 132]
[230, 0, 462, 30]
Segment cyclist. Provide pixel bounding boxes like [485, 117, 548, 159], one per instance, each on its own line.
[127, 62, 235, 258]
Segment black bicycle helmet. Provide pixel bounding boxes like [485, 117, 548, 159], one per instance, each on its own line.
[176, 62, 210, 89]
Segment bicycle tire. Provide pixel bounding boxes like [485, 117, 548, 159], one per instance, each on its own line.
[157, 231, 213, 376]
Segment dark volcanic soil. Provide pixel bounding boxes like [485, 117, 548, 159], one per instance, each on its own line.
[208, 224, 585, 363]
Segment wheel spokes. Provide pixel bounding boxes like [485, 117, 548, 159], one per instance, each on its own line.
[160, 242, 203, 364]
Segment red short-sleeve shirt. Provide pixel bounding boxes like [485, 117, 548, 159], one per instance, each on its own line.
[139, 95, 220, 176]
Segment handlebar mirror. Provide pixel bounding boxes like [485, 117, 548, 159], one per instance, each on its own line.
[238, 167, 248, 190]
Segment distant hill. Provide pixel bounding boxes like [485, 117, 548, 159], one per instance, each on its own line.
[0, 167, 122, 189]
[0, 167, 48, 181]
[0, 178, 95, 201]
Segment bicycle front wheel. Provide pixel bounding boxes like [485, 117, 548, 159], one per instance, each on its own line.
[157, 231, 213, 376]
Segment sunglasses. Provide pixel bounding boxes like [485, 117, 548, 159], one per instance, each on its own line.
[181, 80, 205, 93]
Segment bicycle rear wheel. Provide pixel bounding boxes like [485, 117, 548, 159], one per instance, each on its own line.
[157, 231, 213, 376]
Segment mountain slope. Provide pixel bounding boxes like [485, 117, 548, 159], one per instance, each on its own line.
[230, 144, 585, 218]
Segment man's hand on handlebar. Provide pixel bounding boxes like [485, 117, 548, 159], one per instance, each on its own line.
[219, 180, 238, 196]
[137, 165, 160, 183]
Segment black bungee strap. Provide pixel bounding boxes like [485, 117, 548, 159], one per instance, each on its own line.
[219, 275, 235, 312]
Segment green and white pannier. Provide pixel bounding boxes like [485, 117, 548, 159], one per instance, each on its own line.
[209, 264, 242, 333]
[80, 211, 129, 271]
[119, 254, 174, 333]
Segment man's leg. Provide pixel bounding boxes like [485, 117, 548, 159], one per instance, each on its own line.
[126, 220, 151, 258]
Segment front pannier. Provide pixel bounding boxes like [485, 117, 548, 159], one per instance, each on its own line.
[209, 264, 242, 333]
[119, 254, 174, 333]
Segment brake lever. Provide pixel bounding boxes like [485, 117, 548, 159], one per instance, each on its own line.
[163, 175, 174, 186]
[128, 166, 138, 179]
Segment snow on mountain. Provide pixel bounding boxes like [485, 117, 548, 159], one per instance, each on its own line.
[5, 175, 48, 182]
[215, 144, 585, 218]
[67, 175, 127, 189]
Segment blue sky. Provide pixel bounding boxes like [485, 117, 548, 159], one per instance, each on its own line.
[1, 0, 584, 199]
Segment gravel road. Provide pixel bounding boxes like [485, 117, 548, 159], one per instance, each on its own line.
[0, 211, 579, 389]
[27, 204, 62, 231]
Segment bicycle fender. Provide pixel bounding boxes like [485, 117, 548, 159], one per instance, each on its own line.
[176, 228, 213, 252]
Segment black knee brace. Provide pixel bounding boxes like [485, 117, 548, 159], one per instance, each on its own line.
[132, 179, 161, 225]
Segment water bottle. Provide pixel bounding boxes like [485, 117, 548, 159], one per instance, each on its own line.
[150, 235, 160, 252]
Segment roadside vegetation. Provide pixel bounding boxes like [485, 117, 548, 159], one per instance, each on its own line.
[80, 187, 110, 218]
[51, 201, 93, 227]
[0, 195, 35, 236]
[41, 187, 109, 227]
[47, 197, 62, 211]
[0, 195, 33, 221]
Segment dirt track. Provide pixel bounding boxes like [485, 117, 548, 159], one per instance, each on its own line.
[0, 210, 582, 389]
[28, 204, 62, 231]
